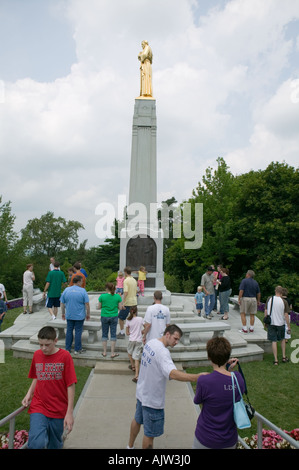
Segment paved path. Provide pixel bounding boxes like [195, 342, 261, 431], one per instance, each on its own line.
[63, 361, 200, 449]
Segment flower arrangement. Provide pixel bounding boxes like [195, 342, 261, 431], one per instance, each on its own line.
[238, 428, 299, 449]
[0, 430, 29, 449]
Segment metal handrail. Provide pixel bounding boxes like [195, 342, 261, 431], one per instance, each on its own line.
[238, 411, 299, 449]
[254, 411, 299, 449]
[0, 406, 26, 449]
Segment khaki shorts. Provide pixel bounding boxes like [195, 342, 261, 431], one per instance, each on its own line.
[127, 341, 143, 360]
[240, 297, 257, 314]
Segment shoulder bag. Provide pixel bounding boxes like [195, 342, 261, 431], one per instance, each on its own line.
[231, 372, 251, 429]
[263, 296, 273, 325]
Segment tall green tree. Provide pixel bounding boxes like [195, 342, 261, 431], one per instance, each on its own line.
[0, 197, 28, 297]
[231, 162, 299, 302]
[164, 157, 244, 291]
[21, 211, 84, 257]
[164, 160, 299, 307]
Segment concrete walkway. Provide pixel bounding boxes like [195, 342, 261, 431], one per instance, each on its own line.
[63, 361, 200, 449]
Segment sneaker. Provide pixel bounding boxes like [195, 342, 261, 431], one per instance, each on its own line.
[74, 349, 86, 355]
[240, 328, 248, 333]
[206, 315, 212, 320]
[249, 327, 254, 332]
[117, 333, 125, 339]
[51, 315, 56, 320]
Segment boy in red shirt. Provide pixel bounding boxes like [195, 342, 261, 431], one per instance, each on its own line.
[22, 326, 77, 449]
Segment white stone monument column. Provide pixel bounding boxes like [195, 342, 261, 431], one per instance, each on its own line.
[119, 41, 170, 304]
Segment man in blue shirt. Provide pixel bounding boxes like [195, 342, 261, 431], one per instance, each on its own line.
[61, 275, 90, 354]
[238, 270, 260, 333]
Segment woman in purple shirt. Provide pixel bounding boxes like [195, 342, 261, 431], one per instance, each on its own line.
[193, 337, 245, 449]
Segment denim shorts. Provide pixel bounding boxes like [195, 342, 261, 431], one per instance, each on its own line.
[118, 305, 132, 321]
[116, 288, 123, 295]
[196, 303, 203, 310]
[134, 399, 164, 437]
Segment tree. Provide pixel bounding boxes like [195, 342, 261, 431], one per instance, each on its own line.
[163, 159, 299, 306]
[231, 162, 299, 302]
[21, 211, 84, 257]
[84, 219, 120, 273]
[0, 196, 28, 297]
[0, 197, 18, 255]
[164, 158, 244, 292]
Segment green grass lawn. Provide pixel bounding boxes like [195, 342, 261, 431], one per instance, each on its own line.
[186, 313, 299, 440]
[1, 308, 298, 441]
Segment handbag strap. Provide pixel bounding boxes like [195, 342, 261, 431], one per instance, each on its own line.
[237, 363, 247, 395]
[231, 372, 243, 404]
[269, 296, 274, 316]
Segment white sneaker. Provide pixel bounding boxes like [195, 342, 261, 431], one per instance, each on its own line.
[52, 315, 56, 320]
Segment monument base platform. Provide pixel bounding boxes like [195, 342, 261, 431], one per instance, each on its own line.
[137, 288, 171, 305]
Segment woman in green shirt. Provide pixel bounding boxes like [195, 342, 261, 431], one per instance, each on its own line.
[98, 283, 122, 358]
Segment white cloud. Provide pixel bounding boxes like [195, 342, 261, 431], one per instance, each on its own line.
[0, 0, 298, 248]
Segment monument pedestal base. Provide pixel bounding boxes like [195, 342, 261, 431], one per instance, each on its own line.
[136, 288, 171, 306]
[119, 225, 166, 296]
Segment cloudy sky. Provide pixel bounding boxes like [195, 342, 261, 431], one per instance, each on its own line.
[0, 0, 298, 247]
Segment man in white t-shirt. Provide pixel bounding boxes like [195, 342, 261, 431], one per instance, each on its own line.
[142, 291, 170, 343]
[264, 286, 291, 365]
[127, 324, 201, 449]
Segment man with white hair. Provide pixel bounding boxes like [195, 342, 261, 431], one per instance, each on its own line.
[238, 270, 261, 333]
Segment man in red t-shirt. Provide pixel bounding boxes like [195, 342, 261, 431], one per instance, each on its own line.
[22, 326, 77, 449]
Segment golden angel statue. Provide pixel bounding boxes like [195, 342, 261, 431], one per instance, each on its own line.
[138, 40, 153, 97]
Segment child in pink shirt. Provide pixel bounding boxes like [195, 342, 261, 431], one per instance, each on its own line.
[116, 271, 124, 296]
[125, 306, 143, 382]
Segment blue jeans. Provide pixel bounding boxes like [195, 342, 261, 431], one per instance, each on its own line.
[27, 413, 64, 449]
[204, 294, 215, 316]
[65, 319, 84, 352]
[219, 289, 232, 314]
[101, 316, 118, 341]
